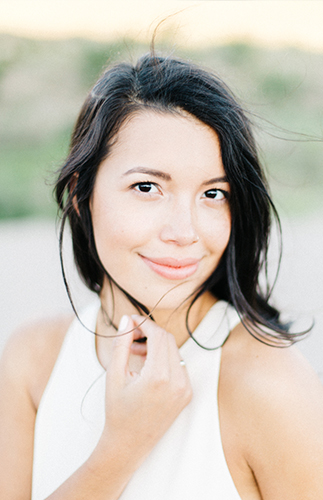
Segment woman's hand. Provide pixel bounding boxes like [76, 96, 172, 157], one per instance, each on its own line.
[39, 317, 192, 500]
[101, 315, 192, 461]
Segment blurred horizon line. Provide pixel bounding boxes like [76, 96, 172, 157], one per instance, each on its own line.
[1, 1, 323, 53]
[1, 29, 323, 56]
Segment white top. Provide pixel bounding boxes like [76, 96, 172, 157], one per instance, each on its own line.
[32, 300, 242, 500]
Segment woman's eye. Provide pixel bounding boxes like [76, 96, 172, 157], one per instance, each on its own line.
[133, 182, 159, 194]
[203, 189, 226, 200]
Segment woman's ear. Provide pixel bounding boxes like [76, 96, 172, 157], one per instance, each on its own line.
[69, 173, 80, 216]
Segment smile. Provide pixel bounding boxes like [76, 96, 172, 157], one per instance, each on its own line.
[140, 255, 200, 280]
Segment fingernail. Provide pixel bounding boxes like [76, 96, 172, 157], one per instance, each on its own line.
[118, 315, 129, 332]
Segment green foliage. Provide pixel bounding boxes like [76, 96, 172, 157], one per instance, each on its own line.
[0, 131, 70, 218]
[0, 34, 322, 219]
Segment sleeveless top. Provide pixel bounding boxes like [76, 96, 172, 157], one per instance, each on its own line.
[32, 300, 242, 500]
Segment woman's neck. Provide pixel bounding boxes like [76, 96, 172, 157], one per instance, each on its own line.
[97, 282, 217, 348]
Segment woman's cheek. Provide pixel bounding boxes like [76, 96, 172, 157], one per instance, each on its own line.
[202, 212, 231, 250]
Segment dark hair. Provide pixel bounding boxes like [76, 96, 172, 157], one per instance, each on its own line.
[55, 52, 304, 347]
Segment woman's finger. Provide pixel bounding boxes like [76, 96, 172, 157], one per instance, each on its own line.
[131, 315, 178, 374]
[131, 315, 169, 353]
[108, 315, 134, 383]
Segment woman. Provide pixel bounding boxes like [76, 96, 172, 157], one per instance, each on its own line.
[1, 53, 323, 500]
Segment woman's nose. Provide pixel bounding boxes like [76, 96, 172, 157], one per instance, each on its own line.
[159, 201, 199, 246]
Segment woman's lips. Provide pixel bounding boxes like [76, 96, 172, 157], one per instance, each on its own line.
[140, 255, 200, 280]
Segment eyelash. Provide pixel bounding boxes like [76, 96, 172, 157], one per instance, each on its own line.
[130, 182, 160, 195]
[203, 189, 229, 200]
[131, 182, 229, 200]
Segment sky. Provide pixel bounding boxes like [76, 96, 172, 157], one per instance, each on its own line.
[1, 1, 323, 51]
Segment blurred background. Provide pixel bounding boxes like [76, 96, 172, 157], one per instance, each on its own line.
[0, 1, 322, 378]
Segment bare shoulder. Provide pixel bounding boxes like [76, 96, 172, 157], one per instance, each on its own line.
[221, 321, 323, 396]
[222, 321, 323, 407]
[0, 313, 74, 409]
[0, 316, 74, 497]
[220, 322, 323, 499]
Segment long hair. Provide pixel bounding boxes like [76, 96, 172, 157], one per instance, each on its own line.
[55, 53, 304, 346]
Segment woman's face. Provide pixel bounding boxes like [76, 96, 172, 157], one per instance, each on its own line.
[90, 111, 231, 311]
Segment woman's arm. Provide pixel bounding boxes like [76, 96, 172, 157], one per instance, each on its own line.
[220, 323, 323, 500]
[0, 317, 71, 499]
[247, 349, 323, 499]
[0, 331, 36, 498]
[0, 315, 192, 500]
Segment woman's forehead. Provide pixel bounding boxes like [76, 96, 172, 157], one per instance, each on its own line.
[103, 110, 225, 181]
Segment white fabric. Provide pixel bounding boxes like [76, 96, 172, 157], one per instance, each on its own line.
[32, 300, 242, 500]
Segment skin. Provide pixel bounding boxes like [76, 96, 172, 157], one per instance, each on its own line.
[91, 110, 231, 343]
[1, 111, 323, 499]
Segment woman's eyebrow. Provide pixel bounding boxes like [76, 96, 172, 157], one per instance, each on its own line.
[123, 167, 172, 181]
[123, 168, 228, 186]
[202, 176, 229, 186]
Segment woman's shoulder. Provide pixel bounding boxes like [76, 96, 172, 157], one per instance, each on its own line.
[0, 314, 74, 409]
[221, 321, 323, 401]
[221, 321, 323, 426]
[220, 322, 323, 497]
